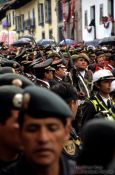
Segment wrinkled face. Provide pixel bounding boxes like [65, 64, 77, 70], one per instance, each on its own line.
[74, 58, 88, 70]
[0, 110, 21, 151]
[96, 80, 112, 95]
[20, 116, 71, 166]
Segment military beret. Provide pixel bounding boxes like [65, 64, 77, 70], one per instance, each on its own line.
[19, 86, 73, 119]
[0, 73, 34, 88]
[33, 58, 55, 71]
[71, 54, 79, 61]
[62, 52, 69, 58]
[47, 52, 61, 59]
[0, 85, 23, 113]
[77, 53, 89, 63]
[1, 60, 21, 68]
[0, 67, 15, 74]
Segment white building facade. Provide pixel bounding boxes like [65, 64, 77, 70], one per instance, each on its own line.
[82, 0, 115, 41]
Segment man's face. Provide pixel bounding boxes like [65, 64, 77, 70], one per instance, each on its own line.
[0, 110, 21, 151]
[74, 58, 88, 70]
[110, 60, 115, 68]
[56, 67, 66, 78]
[97, 56, 105, 67]
[44, 71, 54, 81]
[97, 80, 112, 95]
[20, 116, 71, 166]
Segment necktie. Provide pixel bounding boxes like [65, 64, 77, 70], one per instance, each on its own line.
[107, 99, 111, 109]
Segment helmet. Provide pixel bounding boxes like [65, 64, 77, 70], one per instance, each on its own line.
[92, 69, 115, 83]
[110, 80, 115, 93]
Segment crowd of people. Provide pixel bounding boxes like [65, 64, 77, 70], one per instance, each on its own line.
[0, 40, 114, 175]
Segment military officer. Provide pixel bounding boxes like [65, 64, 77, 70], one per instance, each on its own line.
[0, 86, 75, 175]
[82, 69, 115, 126]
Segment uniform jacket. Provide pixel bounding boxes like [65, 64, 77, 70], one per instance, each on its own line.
[82, 93, 114, 126]
[0, 155, 76, 175]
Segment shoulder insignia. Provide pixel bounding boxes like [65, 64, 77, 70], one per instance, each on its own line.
[63, 140, 76, 156]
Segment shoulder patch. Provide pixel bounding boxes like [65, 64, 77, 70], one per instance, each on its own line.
[63, 140, 76, 156]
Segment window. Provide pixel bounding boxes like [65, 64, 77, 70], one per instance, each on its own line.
[31, 8, 35, 27]
[90, 5, 95, 22]
[20, 14, 24, 31]
[49, 29, 52, 39]
[15, 16, 21, 32]
[42, 31, 45, 39]
[57, 0, 63, 22]
[8, 13, 11, 26]
[44, 0, 52, 23]
[38, 3, 44, 25]
[84, 10, 88, 27]
[100, 4, 103, 23]
[12, 11, 15, 25]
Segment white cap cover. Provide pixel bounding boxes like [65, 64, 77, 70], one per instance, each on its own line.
[93, 69, 114, 83]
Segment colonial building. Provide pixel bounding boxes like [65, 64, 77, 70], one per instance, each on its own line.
[0, 0, 83, 44]
[82, 0, 115, 41]
[56, 0, 82, 42]
[0, 0, 59, 43]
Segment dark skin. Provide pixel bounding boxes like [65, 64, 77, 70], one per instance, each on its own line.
[19, 116, 71, 175]
[0, 110, 21, 161]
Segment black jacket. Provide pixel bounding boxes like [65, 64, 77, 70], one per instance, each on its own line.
[81, 93, 113, 126]
[0, 155, 76, 175]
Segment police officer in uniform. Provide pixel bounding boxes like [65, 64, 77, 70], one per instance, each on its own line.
[33, 58, 55, 88]
[82, 69, 115, 126]
[0, 86, 75, 175]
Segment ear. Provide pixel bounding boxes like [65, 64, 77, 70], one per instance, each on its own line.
[95, 82, 100, 89]
[18, 130, 25, 151]
[64, 118, 72, 140]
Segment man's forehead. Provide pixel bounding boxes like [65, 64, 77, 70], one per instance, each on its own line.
[22, 115, 64, 125]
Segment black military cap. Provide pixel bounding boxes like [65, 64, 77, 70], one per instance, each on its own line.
[0, 85, 23, 116]
[0, 73, 34, 88]
[29, 57, 43, 68]
[14, 49, 27, 63]
[52, 59, 65, 69]
[19, 86, 73, 120]
[33, 58, 55, 71]
[77, 119, 115, 168]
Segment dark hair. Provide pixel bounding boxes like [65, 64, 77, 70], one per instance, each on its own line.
[50, 82, 78, 104]
[34, 69, 50, 79]
[0, 110, 12, 124]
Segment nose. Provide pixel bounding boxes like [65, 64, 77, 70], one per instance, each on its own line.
[37, 127, 50, 143]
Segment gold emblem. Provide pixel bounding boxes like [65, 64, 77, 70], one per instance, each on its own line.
[23, 93, 31, 109]
[12, 79, 23, 87]
[13, 93, 23, 108]
[63, 140, 76, 156]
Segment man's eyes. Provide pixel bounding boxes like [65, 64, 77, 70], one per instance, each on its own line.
[26, 124, 60, 132]
[47, 124, 60, 132]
